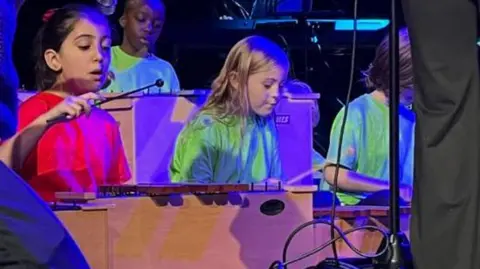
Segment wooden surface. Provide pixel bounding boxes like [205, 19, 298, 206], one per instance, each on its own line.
[54, 192, 411, 268]
[312, 206, 411, 260]
[313, 206, 412, 218]
[94, 190, 315, 269]
[55, 204, 112, 269]
[101, 96, 203, 184]
[55, 192, 97, 203]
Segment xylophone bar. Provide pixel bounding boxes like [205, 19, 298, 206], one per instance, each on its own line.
[96, 182, 286, 197]
[54, 192, 97, 204]
[97, 184, 193, 197]
[54, 183, 309, 203]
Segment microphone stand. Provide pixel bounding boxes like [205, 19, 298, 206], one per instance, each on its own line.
[372, 0, 412, 267]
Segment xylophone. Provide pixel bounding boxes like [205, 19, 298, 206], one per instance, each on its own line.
[52, 202, 113, 269]
[99, 92, 319, 185]
[56, 183, 318, 269]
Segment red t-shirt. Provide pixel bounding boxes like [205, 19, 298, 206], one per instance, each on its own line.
[18, 92, 131, 201]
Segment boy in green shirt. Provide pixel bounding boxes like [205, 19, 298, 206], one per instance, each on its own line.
[324, 28, 414, 205]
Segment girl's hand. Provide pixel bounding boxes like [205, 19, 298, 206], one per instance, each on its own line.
[41, 92, 104, 123]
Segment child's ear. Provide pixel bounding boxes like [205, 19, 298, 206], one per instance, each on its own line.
[119, 15, 126, 28]
[44, 49, 62, 72]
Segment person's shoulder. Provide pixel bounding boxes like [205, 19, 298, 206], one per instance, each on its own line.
[111, 45, 122, 52]
[17, 92, 62, 130]
[188, 112, 224, 131]
[339, 94, 375, 116]
[110, 46, 124, 59]
[331, 94, 374, 130]
[19, 92, 60, 112]
[147, 55, 176, 71]
[347, 94, 373, 111]
[109, 46, 139, 71]
[109, 46, 122, 62]
[181, 111, 231, 140]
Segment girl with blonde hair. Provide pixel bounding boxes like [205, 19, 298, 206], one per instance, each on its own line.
[170, 35, 289, 183]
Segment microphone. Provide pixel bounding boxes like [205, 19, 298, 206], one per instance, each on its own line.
[46, 79, 164, 125]
[96, 0, 117, 16]
[100, 71, 115, 90]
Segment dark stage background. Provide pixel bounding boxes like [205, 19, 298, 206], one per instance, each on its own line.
[13, 0, 405, 155]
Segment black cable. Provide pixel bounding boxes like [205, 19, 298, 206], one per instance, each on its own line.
[250, 0, 258, 18]
[277, 34, 296, 78]
[313, 132, 327, 155]
[270, 219, 389, 268]
[269, 0, 380, 268]
[329, 0, 358, 265]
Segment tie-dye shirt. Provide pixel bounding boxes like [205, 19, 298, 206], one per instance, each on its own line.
[326, 94, 415, 205]
[169, 112, 283, 183]
[104, 46, 180, 94]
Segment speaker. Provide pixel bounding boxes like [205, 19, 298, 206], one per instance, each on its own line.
[0, 162, 90, 268]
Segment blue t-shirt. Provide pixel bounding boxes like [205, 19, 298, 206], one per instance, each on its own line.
[104, 46, 180, 94]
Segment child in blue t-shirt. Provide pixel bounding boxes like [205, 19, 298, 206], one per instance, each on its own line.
[323, 28, 414, 206]
[104, 0, 180, 94]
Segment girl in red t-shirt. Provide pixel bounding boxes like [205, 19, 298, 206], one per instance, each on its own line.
[17, 5, 131, 202]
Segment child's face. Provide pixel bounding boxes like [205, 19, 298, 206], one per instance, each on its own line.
[122, 0, 165, 52]
[50, 17, 111, 94]
[247, 63, 287, 117]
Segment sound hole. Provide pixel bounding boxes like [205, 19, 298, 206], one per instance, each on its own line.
[260, 199, 285, 216]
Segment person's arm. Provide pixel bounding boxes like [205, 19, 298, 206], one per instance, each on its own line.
[169, 123, 217, 183]
[0, 114, 49, 170]
[0, 93, 103, 170]
[107, 123, 131, 184]
[323, 108, 388, 192]
[323, 166, 388, 192]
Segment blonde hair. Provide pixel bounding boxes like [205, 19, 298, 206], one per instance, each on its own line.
[201, 35, 289, 120]
[285, 80, 320, 127]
